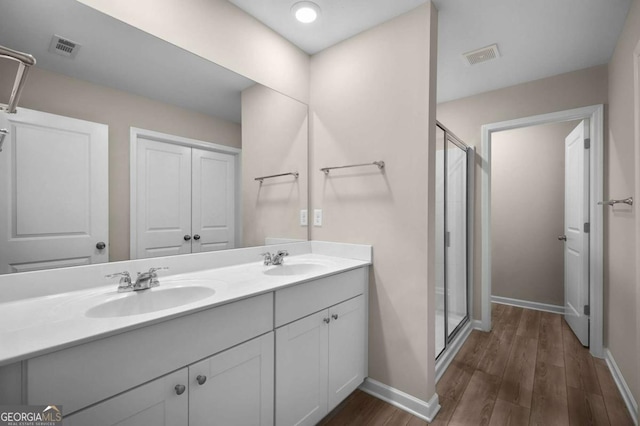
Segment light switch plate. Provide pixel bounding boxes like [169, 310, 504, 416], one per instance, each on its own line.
[300, 209, 308, 226]
[313, 209, 322, 227]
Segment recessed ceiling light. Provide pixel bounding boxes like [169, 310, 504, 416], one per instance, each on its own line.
[291, 1, 320, 24]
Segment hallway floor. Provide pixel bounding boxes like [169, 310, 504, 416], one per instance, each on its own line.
[320, 304, 635, 425]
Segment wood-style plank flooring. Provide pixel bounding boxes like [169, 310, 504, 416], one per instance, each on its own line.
[319, 304, 634, 426]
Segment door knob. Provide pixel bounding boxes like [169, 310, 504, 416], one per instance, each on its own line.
[196, 375, 207, 385]
[558, 235, 567, 241]
[174, 384, 186, 395]
[184, 235, 191, 241]
[193, 234, 201, 241]
[96, 241, 106, 250]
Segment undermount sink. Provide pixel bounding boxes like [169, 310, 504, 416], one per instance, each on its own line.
[86, 286, 216, 318]
[263, 263, 328, 276]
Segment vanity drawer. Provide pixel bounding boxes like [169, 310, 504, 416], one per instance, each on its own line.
[275, 267, 366, 327]
[27, 293, 273, 415]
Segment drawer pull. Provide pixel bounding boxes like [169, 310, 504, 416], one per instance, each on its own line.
[332, 314, 339, 320]
[196, 375, 207, 385]
[175, 384, 186, 395]
[323, 317, 330, 324]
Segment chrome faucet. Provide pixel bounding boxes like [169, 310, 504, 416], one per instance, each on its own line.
[272, 250, 289, 265]
[260, 250, 289, 266]
[106, 267, 169, 292]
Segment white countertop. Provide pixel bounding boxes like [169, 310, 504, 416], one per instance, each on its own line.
[0, 253, 369, 366]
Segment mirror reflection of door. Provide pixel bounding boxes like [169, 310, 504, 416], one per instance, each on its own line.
[0, 108, 108, 273]
[133, 133, 236, 259]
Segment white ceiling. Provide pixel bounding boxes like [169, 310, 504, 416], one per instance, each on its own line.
[0, 0, 254, 123]
[230, 0, 633, 103]
[0, 0, 633, 113]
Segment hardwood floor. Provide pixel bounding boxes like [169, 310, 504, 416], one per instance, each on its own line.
[319, 305, 634, 426]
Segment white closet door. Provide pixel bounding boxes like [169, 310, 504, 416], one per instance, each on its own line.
[191, 149, 235, 252]
[135, 138, 192, 259]
[0, 108, 108, 274]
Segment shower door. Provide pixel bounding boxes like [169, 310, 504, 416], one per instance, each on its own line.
[436, 123, 470, 359]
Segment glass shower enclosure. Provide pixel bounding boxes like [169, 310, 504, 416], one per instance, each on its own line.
[435, 123, 472, 359]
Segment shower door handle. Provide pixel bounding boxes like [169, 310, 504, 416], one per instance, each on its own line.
[558, 235, 567, 241]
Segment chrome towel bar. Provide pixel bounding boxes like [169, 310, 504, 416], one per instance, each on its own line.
[254, 171, 299, 183]
[320, 161, 385, 175]
[598, 197, 633, 206]
[0, 45, 36, 114]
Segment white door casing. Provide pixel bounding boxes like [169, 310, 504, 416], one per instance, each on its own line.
[0, 108, 108, 274]
[564, 120, 590, 346]
[480, 104, 604, 358]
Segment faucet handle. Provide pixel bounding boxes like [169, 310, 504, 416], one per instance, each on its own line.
[277, 250, 289, 257]
[260, 252, 273, 265]
[106, 271, 133, 292]
[148, 267, 168, 287]
[105, 271, 131, 282]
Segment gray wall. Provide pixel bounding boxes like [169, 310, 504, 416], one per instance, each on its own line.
[310, 4, 438, 402]
[491, 121, 579, 307]
[606, 0, 639, 403]
[437, 64, 608, 321]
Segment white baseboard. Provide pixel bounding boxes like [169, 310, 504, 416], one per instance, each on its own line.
[471, 319, 484, 330]
[436, 321, 472, 382]
[604, 348, 638, 425]
[491, 295, 564, 315]
[359, 378, 440, 422]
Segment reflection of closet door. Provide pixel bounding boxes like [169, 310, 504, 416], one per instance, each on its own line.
[135, 138, 192, 259]
[191, 149, 235, 253]
[0, 109, 108, 274]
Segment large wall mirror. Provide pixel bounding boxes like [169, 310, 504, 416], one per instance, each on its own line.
[0, 0, 309, 274]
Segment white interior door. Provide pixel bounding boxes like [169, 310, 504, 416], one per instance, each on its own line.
[191, 149, 235, 252]
[564, 120, 590, 346]
[135, 138, 192, 259]
[0, 108, 108, 274]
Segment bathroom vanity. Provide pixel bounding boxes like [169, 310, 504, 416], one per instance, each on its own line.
[0, 242, 371, 425]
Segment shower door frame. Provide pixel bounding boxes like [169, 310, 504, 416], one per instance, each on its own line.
[435, 122, 474, 362]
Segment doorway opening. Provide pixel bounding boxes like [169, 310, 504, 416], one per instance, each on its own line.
[480, 105, 604, 358]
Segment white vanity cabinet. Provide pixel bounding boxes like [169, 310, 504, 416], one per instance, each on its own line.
[189, 332, 274, 426]
[65, 332, 274, 426]
[24, 293, 273, 420]
[275, 268, 367, 426]
[0, 256, 370, 426]
[65, 369, 189, 426]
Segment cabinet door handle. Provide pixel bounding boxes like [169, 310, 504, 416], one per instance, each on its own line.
[323, 317, 330, 324]
[175, 384, 186, 395]
[184, 234, 192, 241]
[96, 241, 106, 250]
[193, 234, 201, 241]
[196, 375, 207, 385]
[332, 314, 339, 320]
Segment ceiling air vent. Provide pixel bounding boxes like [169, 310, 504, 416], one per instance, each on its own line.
[462, 44, 500, 66]
[48, 35, 81, 59]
